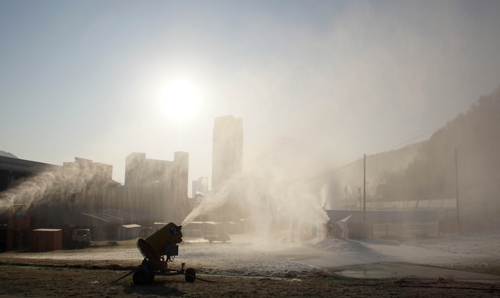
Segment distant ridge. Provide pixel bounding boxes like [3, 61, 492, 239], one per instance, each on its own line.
[0, 151, 18, 158]
[374, 85, 500, 203]
[328, 85, 500, 208]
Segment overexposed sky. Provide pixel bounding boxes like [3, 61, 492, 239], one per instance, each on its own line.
[1, 0, 500, 187]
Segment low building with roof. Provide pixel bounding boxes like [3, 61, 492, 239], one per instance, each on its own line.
[30, 228, 62, 251]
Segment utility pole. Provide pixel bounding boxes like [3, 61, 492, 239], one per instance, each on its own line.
[357, 188, 362, 210]
[363, 154, 366, 222]
[344, 185, 348, 210]
[455, 148, 461, 234]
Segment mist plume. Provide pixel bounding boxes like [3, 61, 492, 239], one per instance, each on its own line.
[0, 160, 114, 211]
[183, 169, 329, 240]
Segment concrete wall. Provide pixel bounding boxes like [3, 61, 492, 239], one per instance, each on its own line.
[124, 152, 190, 222]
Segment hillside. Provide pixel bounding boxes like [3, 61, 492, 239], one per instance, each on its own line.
[329, 86, 500, 212]
[378, 86, 500, 205]
[0, 151, 17, 159]
[326, 142, 423, 207]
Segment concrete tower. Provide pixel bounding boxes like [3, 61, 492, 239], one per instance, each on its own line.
[192, 177, 209, 197]
[124, 151, 190, 222]
[211, 116, 243, 192]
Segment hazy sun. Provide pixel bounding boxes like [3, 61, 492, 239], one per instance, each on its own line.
[161, 81, 201, 121]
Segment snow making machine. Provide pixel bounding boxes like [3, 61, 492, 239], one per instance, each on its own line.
[112, 222, 196, 285]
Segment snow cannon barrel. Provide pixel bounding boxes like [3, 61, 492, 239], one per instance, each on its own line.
[137, 222, 182, 260]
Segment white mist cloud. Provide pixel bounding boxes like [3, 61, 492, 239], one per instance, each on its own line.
[1, 0, 500, 188]
[182, 170, 329, 240]
[0, 161, 113, 211]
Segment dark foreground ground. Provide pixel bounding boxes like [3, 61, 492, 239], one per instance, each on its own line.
[0, 265, 499, 298]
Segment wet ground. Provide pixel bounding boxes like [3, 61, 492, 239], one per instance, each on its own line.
[334, 262, 500, 283]
[2, 265, 500, 298]
[2, 233, 500, 297]
[0, 235, 500, 283]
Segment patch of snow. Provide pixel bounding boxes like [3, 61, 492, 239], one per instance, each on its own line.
[6, 232, 500, 279]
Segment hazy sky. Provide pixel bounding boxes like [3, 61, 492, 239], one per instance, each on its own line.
[1, 0, 500, 188]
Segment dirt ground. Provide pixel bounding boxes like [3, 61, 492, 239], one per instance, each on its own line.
[0, 261, 499, 297]
[2, 237, 500, 297]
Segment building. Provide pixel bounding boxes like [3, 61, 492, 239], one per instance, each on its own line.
[0, 155, 59, 193]
[63, 157, 113, 181]
[124, 152, 190, 222]
[0, 156, 56, 251]
[0, 204, 31, 251]
[211, 116, 243, 192]
[1, 151, 192, 244]
[192, 177, 209, 198]
[30, 228, 62, 251]
[0, 155, 121, 247]
[30, 157, 121, 241]
[59, 157, 118, 210]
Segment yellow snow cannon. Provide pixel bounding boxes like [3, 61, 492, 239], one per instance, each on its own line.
[111, 222, 196, 285]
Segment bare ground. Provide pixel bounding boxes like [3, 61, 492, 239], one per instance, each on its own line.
[0, 259, 500, 297]
[2, 237, 500, 297]
[0, 265, 500, 297]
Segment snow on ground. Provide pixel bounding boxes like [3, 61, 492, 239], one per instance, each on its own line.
[4, 232, 500, 279]
[4, 237, 319, 278]
[181, 241, 318, 277]
[306, 233, 500, 274]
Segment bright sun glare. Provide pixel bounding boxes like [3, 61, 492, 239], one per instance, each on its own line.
[161, 81, 201, 121]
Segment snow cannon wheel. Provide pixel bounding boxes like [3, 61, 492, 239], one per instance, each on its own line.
[133, 268, 153, 285]
[185, 268, 196, 283]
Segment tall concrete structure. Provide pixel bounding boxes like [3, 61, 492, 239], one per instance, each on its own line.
[63, 157, 113, 181]
[211, 116, 243, 192]
[125, 152, 190, 222]
[62, 157, 117, 210]
[192, 177, 209, 198]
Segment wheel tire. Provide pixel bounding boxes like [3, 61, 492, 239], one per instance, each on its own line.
[185, 268, 196, 283]
[147, 270, 155, 284]
[133, 268, 152, 285]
